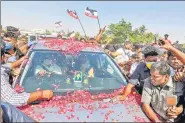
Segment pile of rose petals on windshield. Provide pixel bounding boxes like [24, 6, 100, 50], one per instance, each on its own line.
[18, 88, 147, 122]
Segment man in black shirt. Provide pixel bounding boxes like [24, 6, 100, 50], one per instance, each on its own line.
[114, 45, 160, 100]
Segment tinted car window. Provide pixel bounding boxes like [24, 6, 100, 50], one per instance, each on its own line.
[18, 51, 127, 93]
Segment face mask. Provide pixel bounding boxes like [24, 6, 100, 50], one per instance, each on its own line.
[5, 42, 14, 51]
[146, 62, 155, 69]
[7, 56, 17, 63]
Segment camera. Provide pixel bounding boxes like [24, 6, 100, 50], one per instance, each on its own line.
[158, 39, 165, 46]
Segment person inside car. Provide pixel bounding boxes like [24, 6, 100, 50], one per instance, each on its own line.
[74, 54, 95, 78]
[35, 56, 63, 76]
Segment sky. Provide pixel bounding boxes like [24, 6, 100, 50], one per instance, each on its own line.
[1, 1, 185, 43]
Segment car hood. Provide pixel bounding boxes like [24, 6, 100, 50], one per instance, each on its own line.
[19, 94, 149, 122]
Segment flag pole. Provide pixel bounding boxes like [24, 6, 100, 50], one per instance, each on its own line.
[97, 17, 101, 30]
[75, 10, 87, 38]
[78, 18, 87, 38]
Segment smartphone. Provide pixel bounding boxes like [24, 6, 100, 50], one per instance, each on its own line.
[158, 39, 165, 46]
[166, 95, 177, 106]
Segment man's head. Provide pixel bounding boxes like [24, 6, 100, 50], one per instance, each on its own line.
[4, 42, 14, 53]
[159, 51, 168, 61]
[5, 26, 19, 32]
[5, 26, 20, 37]
[80, 38, 86, 42]
[150, 61, 171, 86]
[124, 41, 133, 50]
[142, 46, 159, 62]
[129, 54, 137, 63]
[134, 45, 142, 52]
[3, 32, 17, 46]
[57, 35, 63, 39]
[16, 36, 28, 49]
[168, 47, 184, 69]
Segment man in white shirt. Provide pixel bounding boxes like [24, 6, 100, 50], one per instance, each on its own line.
[35, 58, 62, 76]
[106, 41, 135, 64]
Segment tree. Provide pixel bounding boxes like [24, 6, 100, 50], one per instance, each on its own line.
[45, 30, 52, 35]
[101, 18, 156, 44]
[103, 18, 132, 44]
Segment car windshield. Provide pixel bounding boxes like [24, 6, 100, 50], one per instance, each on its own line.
[18, 51, 127, 93]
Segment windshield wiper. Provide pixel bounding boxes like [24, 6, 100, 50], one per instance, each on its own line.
[29, 90, 76, 105]
[53, 89, 76, 96]
[29, 87, 120, 105]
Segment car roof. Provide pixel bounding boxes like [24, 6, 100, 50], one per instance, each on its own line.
[32, 40, 104, 53]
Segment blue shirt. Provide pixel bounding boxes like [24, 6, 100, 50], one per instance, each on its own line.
[1, 102, 35, 123]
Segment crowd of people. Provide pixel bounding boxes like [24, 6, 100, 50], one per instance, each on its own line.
[104, 39, 185, 122]
[0, 26, 185, 122]
[1, 26, 54, 122]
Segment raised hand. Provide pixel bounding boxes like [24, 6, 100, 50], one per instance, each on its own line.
[174, 66, 185, 81]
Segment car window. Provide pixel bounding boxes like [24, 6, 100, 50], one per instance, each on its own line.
[18, 51, 127, 93]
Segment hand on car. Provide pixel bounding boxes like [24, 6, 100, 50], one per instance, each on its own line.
[167, 105, 183, 119]
[38, 70, 47, 76]
[20, 56, 29, 62]
[104, 49, 111, 54]
[112, 95, 127, 102]
[12, 68, 21, 76]
[41, 90, 54, 100]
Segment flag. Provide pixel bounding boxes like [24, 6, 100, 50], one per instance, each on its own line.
[85, 7, 98, 19]
[55, 21, 62, 28]
[67, 10, 78, 19]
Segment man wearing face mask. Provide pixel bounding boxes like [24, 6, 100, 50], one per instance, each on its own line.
[113, 46, 160, 101]
[1, 42, 54, 107]
[4, 42, 18, 63]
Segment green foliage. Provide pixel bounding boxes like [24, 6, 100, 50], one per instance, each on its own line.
[182, 44, 185, 48]
[45, 29, 52, 35]
[101, 18, 156, 44]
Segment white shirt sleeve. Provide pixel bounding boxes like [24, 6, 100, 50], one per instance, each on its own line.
[116, 48, 124, 54]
